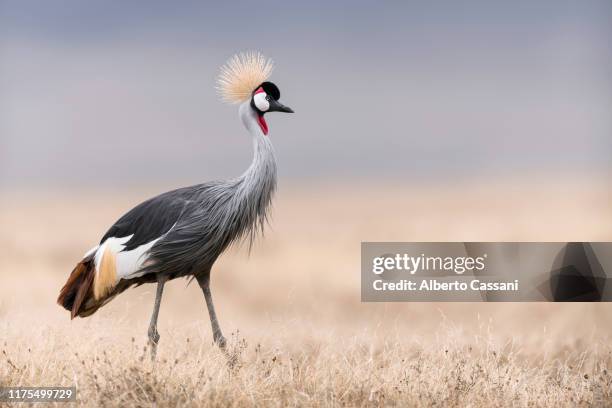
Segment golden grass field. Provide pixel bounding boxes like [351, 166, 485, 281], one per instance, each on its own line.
[1, 177, 612, 407]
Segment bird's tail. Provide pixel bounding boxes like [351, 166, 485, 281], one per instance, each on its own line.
[57, 253, 111, 319]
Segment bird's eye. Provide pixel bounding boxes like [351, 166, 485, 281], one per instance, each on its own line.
[253, 92, 270, 112]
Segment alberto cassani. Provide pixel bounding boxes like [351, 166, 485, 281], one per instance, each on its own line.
[373, 279, 520, 292]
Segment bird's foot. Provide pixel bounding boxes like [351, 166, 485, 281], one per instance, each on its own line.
[213, 334, 239, 368]
[148, 329, 160, 361]
[214, 334, 227, 350]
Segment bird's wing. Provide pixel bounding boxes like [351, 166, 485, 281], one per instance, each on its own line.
[101, 187, 194, 251]
[58, 187, 198, 311]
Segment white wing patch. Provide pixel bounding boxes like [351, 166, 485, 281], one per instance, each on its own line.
[116, 238, 161, 280]
[86, 222, 176, 299]
[93, 235, 161, 283]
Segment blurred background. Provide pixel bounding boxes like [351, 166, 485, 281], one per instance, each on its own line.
[1, 0, 611, 187]
[1, 1, 611, 348]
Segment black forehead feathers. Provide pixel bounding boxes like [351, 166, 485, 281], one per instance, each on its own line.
[255, 81, 280, 100]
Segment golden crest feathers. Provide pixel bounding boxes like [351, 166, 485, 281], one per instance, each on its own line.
[216, 51, 274, 104]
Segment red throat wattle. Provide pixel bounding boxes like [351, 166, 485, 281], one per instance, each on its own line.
[257, 115, 269, 135]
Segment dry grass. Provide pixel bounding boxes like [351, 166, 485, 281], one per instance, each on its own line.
[2, 320, 611, 407]
[1, 178, 612, 406]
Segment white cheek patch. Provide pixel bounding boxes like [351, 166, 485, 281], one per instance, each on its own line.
[253, 92, 270, 112]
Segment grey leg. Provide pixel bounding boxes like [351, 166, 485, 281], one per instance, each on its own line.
[148, 276, 167, 360]
[196, 274, 227, 349]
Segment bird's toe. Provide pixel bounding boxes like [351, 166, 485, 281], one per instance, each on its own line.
[148, 329, 160, 345]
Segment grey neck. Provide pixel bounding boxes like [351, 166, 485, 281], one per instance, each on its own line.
[229, 101, 277, 241]
[237, 101, 277, 191]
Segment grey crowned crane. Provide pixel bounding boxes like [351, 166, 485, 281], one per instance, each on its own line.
[57, 52, 293, 356]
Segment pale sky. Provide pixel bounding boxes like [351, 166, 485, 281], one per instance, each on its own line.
[1, 1, 611, 188]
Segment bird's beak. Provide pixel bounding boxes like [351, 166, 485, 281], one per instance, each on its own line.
[268, 99, 294, 113]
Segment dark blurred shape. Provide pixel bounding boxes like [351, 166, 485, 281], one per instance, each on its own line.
[549, 243, 607, 301]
